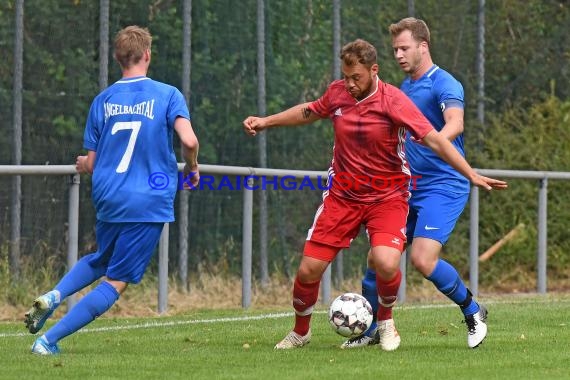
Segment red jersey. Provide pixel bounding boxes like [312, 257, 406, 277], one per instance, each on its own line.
[309, 77, 433, 203]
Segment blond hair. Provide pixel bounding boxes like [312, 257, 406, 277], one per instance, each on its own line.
[113, 26, 152, 69]
[389, 17, 430, 46]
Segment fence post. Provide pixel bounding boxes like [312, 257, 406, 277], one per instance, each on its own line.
[242, 176, 254, 308]
[178, 0, 192, 293]
[178, 194, 189, 291]
[469, 185, 480, 296]
[67, 173, 80, 310]
[158, 223, 169, 314]
[10, 0, 25, 281]
[537, 178, 548, 293]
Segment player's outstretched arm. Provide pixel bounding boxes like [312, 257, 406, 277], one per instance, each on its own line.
[243, 102, 321, 136]
[174, 117, 200, 189]
[422, 130, 508, 191]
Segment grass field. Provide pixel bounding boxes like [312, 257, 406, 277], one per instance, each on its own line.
[1, 295, 569, 380]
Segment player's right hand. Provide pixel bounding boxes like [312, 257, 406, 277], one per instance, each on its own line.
[243, 116, 267, 136]
[472, 174, 508, 191]
[75, 155, 91, 174]
[182, 164, 200, 190]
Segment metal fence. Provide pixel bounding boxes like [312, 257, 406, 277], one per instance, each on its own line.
[1, 164, 567, 312]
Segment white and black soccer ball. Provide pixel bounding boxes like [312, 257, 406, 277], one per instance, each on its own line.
[328, 292, 373, 338]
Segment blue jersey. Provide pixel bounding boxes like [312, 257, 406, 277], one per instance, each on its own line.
[83, 76, 190, 222]
[401, 65, 470, 194]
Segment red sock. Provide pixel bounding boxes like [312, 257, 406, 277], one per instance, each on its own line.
[376, 269, 401, 321]
[292, 276, 320, 336]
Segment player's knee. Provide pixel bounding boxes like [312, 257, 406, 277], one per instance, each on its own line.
[105, 278, 129, 294]
[373, 260, 399, 280]
[296, 268, 319, 283]
[296, 264, 323, 282]
[410, 252, 435, 276]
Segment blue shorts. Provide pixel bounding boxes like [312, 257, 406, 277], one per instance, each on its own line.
[86, 221, 164, 284]
[406, 190, 468, 245]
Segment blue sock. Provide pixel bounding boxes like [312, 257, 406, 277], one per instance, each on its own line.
[426, 259, 479, 316]
[44, 281, 120, 344]
[362, 268, 378, 335]
[54, 253, 107, 300]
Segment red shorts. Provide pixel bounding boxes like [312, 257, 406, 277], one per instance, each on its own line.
[304, 194, 408, 262]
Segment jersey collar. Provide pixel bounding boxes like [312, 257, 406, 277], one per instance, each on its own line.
[116, 76, 150, 84]
[426, 65, 439, 78]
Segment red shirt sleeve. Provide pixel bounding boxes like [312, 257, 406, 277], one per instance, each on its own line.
[308, 83, 333, 118]
[389, 89, 434, 140]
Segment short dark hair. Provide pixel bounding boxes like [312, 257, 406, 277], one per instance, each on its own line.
[340, 39, 377, 68]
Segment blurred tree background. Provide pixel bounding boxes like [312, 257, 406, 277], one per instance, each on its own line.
[0, 0, 569, 295]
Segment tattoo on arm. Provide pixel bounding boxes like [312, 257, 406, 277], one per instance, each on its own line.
[301, 107, 312, 120]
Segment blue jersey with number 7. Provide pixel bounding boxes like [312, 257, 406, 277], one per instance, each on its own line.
[83, 76, 190, 222]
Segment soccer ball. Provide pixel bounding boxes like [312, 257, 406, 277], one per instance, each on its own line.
[328, 292, 373, 338]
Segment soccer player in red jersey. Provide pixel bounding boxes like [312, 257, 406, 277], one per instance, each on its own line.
[242, 39, 507, 350]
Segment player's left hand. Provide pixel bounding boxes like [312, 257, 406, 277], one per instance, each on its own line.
[472, 174, 508, 191]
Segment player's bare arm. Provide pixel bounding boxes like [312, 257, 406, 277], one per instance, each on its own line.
[75, 151, 96, 174]
[411, 107, 464, 145]
[439, 107, 464, 141]
[174, 117, 200, 189]
[243, 102, 321, 136]
[422, 130, 508, 191]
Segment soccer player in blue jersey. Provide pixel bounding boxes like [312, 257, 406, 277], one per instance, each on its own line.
[24, 25, 199, 355]
[342, 18, 490, 349]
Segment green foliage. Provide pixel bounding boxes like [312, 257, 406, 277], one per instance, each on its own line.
[447, 94, 570, 284]
[1, 0, 570, 285]
[478, 90, 570, 171]
[0, 242, 10, 295]
[483, 0, 570, 110]
[52, 114, 80, 138]
[0, 239, 63, 307]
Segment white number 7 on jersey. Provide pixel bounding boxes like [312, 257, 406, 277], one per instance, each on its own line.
[111, 121, 142, 173]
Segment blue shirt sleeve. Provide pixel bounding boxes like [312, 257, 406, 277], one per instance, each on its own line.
[432, 73, 464, 112]
[83, 97, 102, 151]
[166, 88, 191, 129]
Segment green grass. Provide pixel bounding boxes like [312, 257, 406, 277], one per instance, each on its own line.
[1, 296, 569, 380]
